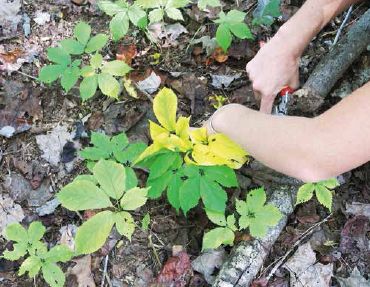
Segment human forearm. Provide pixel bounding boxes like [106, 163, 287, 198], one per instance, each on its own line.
[209, 82, 370, 182]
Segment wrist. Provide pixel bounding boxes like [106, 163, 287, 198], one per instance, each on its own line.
[273, 26, 304, 60]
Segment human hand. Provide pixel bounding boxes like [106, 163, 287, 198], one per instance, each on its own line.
[246, 33, 300, 113]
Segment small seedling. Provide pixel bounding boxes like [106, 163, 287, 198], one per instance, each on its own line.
[137, 0, 190, 23]
[57, 159, 149, 254]
[198, 0, 221, 11]
[214, 10, 253, 51]
[236, 187, 282, 238]
[296, 178, 340, 211]
[39, 21, 132, 100]
[252, 0, 281, 26]
[1, 222, 73, 287]
[79, 131, 147, 188]
[98, 0, 148, 41]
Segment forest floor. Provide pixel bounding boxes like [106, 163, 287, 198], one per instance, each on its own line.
[0, 0, 370, 286]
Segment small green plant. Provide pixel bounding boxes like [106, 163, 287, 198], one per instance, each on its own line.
[39, 21, 132, 100]
[202, 187, 283, 250]
[141, 213, 151, 230]
[98, 0, 148, 41]
[57, 159, 149, 254]
[1, 222, 73, 287]
[296, 178, 340, 211]
[80, 131, 147, 185]
[214, 10, 253, 51]
[252, 0, 281, 26]
[137, 0, 190, 24]
[236, 187, 282, 237]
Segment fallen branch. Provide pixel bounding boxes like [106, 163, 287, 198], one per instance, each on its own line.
[288, 8, 370, 113]
[213, 183, 297, 287]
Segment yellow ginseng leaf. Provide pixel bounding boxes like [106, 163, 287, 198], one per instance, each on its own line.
[153, 87, 177, 131]
[134, 142, 163, 164]
[191, 144, 226, 166]
[150, 120, 169, 141]
[208, 134, 248, 169]
[190, 127, 208, 144]
[176, 116, 190, 141]
[157, 133, 191, 152]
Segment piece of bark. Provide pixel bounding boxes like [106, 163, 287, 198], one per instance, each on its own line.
[213, 184, 297, 287]
[288, 8, 370, 113]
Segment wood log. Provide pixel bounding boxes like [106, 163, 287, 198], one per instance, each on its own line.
[287, 8, 370, 113]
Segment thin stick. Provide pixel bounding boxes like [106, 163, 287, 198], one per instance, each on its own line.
[333, 5, 353, 46]
[265, 215, 331, 281]
[15, 70, 39, 81]
[148, 234, 162, 268]
[101, 254, 109, 287]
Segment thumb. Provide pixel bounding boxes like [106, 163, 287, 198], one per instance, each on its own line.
[260, 97, 274, 114]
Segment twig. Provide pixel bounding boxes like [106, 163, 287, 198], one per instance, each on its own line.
[265, 215, 331, 282]
[101, 254, 109, 287]
[148, 233, 162, 268]
[333, 5, 353, 46]
[14, 70, 39, 81]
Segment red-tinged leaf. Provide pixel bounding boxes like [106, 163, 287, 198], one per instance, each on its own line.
[155, 251, 192, 287]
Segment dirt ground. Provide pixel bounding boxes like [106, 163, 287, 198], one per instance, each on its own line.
[0, 0, 369, 286]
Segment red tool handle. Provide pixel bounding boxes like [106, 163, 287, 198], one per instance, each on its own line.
[279, 86, 294, 97]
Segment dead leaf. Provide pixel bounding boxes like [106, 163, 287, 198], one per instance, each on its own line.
[283, 242, 333, 287]
[191, 248, 226, 284]
[339, 215, 369, 254]
[154, 249, 192, 287]
[0, 193, 25, 234]
[335, 267, 370, 287]
[59, 224, 77, 251]
[35, 124, 73, 166]
[211, 73, 242, 89]
[70, 255, 96, 287]
[345, 202, 370, 219]
[210, 47, 228, 63]
[33, 11, 51, 25]
[0, 0, 22, 38]
[136, 71, 161, 94]
[0, 45, 38, 72]
[0, 80, 42, 138]
[116, 44, 137, 65]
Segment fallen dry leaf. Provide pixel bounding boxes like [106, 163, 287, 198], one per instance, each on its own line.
[59, 224, 77, 251]
[210, 47, 228, 63]
[191, 248, 226, 284]
[0, 193, 25, 234]
[284, 242, 333, 287]
[70, 255, 96, 287]
[154, 248, 192, 287]
[339, 215, 369, 254]
[345, 202, 370, 219]
[335, 267, 370, 287]
[0, 0, 22, 38]
[116, 44, 137, 65]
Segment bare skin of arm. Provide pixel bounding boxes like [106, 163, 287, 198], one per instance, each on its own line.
[246, 0, 362, 113]
[207, 82, 370, 182]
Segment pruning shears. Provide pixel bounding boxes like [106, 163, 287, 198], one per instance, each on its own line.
[273, 86, 294, 116]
